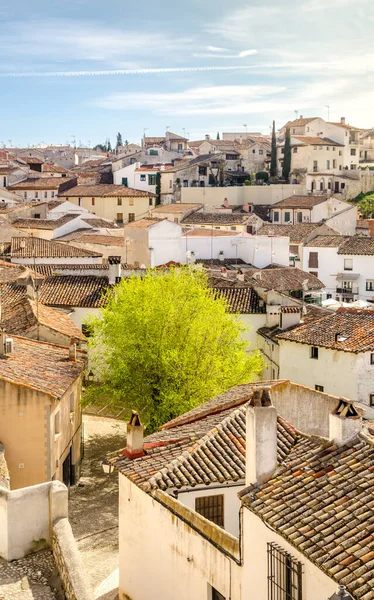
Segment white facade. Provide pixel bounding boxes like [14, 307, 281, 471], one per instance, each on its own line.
[271, 196, 354, 227]
[113, 161, 160, 194]
[278, 339, 374, 405]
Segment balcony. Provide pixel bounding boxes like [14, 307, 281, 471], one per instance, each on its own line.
[313, 166, 318, 172]
[336, 287, 359, 296]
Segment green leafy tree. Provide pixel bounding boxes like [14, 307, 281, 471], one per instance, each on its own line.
[282, 127, 291, 181]
[256, 171, 269, 183]
[155, 172, 161, 206]
[217, 132, 220, 140]
[358, 194, 374, 218]
[84, 269, 264, 430]
[93, 143, 106, 152]
[270, 120, 277, 177]
[116, 133, 123, 147]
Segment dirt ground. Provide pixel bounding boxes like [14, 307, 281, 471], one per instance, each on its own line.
[68, 415, 126, 597]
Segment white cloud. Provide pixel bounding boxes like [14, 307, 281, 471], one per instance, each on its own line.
[0, 65, 253, 78]
[206, 46, 229, 52]
[238, 49, 258, 58]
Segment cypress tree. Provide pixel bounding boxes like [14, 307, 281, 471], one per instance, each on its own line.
[282, 127, 291, 181]
[155, 172, 161, 206]
[270, 120, 277, 177]
[216, 132, 220, 140]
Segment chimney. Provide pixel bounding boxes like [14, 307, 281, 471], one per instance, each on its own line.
[220, 266, 228, 277]
[242, 202, 250, 213]
[329, 399, 362, 446]
[205, 134, 210, 141]
[246, 389, 278, 486]
[125, 411, 144, 459]
[0, 327, 6, 358]
[218, 251, 224, 262]
[108, 256, 121, 285]
[341, 117, 346, 125]
[222, 198, 229, 209]
[299, 114, 303, 119]
[69, 338, 77, 361]
[236, 269, 245, 282]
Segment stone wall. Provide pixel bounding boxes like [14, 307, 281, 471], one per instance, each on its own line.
[52, 518, 93, 600]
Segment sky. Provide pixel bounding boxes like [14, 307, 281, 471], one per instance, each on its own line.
[1, 0, 373, 147]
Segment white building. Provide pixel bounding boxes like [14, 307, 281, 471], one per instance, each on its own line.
[277, 308, 374, 406]
[302, 235, 374, 302]
[124, 218, 184, 268]
[270, 195, 357, 234]
[113, 161, 163, 193]
[109, 381, 371, 600]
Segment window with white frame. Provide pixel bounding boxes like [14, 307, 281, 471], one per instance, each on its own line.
[344, 258, 353, 271]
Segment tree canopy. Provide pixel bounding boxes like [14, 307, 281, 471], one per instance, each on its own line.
[116, 132, 123, 147]
[282, 127, 291, 181]
[358, 194, 374, 218]
[84, 269, 264, 429]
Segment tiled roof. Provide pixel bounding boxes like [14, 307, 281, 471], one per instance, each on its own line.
[306, 235, 350, 247]
[277, 309, 374, 353]
[292, 136, 344, 147]
[258, 223, 330, 243]
[10, 236, 102, 258]
[151, 203, 202, 214]
[9, 177, 76, 190]
[272, 195, 328, 209]
[183, 229, 237, 237]
[57, 232, 124, 246]
[81, 217, 119, 228]
[212, 287, 266, 314]
[31, 264, 110, 276]
[337, 237, 374, 256]
[18, 155, 44, 164]
[61, 184, 155, 197]
[0, 335, 85, 399]
[283, 117, 318, 128]
[124, 217, 165, 229]
[39, 275, 109, 308]
[110, 382, 297, 490]
[241, 435, 374, 600]
[206, 267, 324, 292]
[2, 297, 84, 340]
[42, 163, 72, 174]
[12, 215, 79, 230]
[181, 213, 248, 225]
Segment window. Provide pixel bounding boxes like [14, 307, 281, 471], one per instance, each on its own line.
[297, 212, 302, 223]
[293, 147, 298, 153]
[226, 154, 237, 160]
[310, 346, 319, 359]
[284, 211, 291, 223]
[128, 212, 135, 222]
[344, 258, 353, 271]
[211, 588, 226, 600]
[333, 159, 337, 168]
[259, 149, 264, 155]
[313, 146, 317, 150]
[313, 160, 318, 171]
[267, 543, 303, 600]
[341, 182, 345, 189]
[315, 385, 324, 392]
[169, 180, 172, 189]
[78, 198, 82, 206]
[70, 392, 75, 412]
[116, 213, 123, 223]
[370, 395, 374, 407]
[149, 149, 158, 156]
[351, 148, 356, 156]
[149, 198, 153, 206]
[54, 411, 61, 435]
[178, 143, 183, 151]
[24, 192, 27, 199]
[183, 180, 189, 187]
[308, 252, 318, 268]
[44, 191, 48, 198]
[199, 166, 207, 176]
[339, 150, 342, 156]
[195, 494, 224, 527]
[35, 192, 39, 198]
[129, 197, 134, 206]
[122, 177, 128, 187]
[230, 226, 237, 231]
[92, 197, 95, 205]
[281, 148, 284, 155]
[307, 127, 309, 132]
[326, 160, 330, 170]
[140, 174, 146, 181]
[253, 149, 256, 154]
[326, 146, 330, 151]
[273, 211, 279, 222]
[34, 213, 41, 219]
[370, 353, 374, 365]
[148, 174, 157, 185]
[117, 197, 122, 206]
[366, 280, 374, 291]
[292, 128, 296, 134]
[332, 146, 336, 151]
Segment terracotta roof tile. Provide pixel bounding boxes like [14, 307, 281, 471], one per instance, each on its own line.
[277, 309, 374, 353]
[181, 213, 249, 225]
[9, 177, 76, 190]
[258, 224, 339, 244]
[12, 215, 80, 230]
[212, 287, 266, 314]
[272, 195, 329, 209]
[338, 237, 374, 256]
[10, 236, 102, 258]
[61, 184, 155, 197]
[39, 275, 109, 308]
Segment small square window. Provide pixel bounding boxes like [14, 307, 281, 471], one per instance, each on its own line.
[344, 258, 353, 271]
[129, 198, 134, 206]
[371, 353, 374, 365]
[370, 394, 374, 407]
[149, 198, 153, 206]
[54, 411, 61, 435]
[92, 198, 95, 205]
[195, 494, 224, 527]
[310, 346, 319, 359]
[315, 385, 324, 392]
[117, 197, 122, 206]
[140, 174, 146, 181]
[128, 213, 135, 222]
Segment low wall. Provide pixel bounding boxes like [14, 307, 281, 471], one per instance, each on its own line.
[180, 184, 306, 207]
[52, 518, 93, 600]
[0, 480, 67, 561]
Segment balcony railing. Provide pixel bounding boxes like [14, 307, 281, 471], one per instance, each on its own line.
[336, 287, 359, 295]
[312, 166, 318, 172]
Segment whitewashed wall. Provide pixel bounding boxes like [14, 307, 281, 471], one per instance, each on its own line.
[180, 184, 306, 207]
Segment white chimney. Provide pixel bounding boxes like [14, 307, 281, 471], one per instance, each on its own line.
[220, 267, 228, 277]
[329, 399, 361, 446]
[108, 256, 121, 285]
[341, 117, 346, 125]
[236, 270, 245, 282]
[222, 198, 229, 209]
[69, 338, 77, 361]
[246, 389, 278, 486]
[242, 202, 250, 213]
[218, 251, 224, 262]
[125, 411, 144, 459]
[205, 134, 210, 141]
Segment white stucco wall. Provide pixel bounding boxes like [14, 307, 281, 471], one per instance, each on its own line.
[180, 184, 306, 207]
[239, 314, 267, 351]
[67, 307, 101, 331]
[119, 476, 242, 600]
[278, 340, 360, 401]
[149, 220, 184, 267]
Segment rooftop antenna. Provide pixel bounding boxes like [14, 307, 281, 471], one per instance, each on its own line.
[294, 110, 299, 119]
[243, 124, 248, 133]
[325, 105, 330, 121]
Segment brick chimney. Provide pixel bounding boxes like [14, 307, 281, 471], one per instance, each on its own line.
[222, 198, 229, 209]
[341, 117, 346, 125]
[125, 411, 144, 459]
[69, 338, 77, 361]
[329, 399, 361, 446]
[108, 256, 121, 285]
[246, 388, 277, 486]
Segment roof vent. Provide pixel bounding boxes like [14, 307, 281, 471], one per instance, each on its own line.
[335, 332, 348, 342]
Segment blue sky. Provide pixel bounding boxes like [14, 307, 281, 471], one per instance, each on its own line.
[1, 0, 373, 147]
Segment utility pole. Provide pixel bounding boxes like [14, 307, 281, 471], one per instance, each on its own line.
[325, 105, 330, 121]
[243, 124, 248, 133]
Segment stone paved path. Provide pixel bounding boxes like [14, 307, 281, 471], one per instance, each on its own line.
[69, 415, 126, 599]
[0, 550, 61, 600]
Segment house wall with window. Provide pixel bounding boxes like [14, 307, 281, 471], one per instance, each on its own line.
[242, 509, 338, 600]
[278, 339, 370, 403]
[62, 194, 152, 224]
[113, 162, 159, 194]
